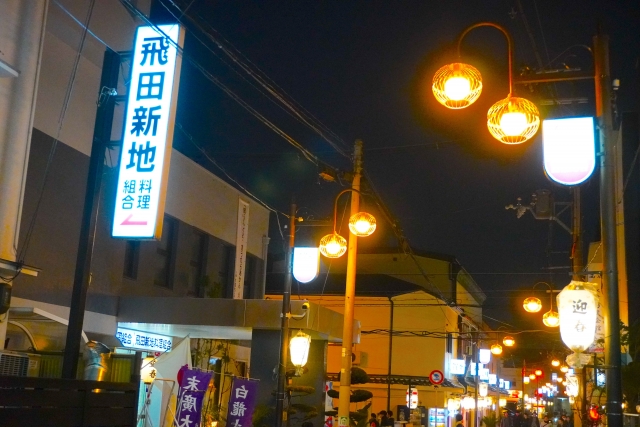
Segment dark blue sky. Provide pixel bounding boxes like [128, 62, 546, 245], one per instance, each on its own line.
[155, 0, 640, 326]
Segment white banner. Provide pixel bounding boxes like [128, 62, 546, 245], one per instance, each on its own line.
[233, 199, 250, 299]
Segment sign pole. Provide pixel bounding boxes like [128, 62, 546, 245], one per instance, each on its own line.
[62, 49, 121, 378]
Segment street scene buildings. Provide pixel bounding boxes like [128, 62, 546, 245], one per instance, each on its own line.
[0, 1, 638, 427]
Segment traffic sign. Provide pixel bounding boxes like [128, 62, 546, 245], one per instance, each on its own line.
[429, 370, 444, 385]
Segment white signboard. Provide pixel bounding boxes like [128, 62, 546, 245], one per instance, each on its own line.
[479, 368, 490, 381]
[542, 117, 596, 186]
[488, 374, 497, 385]
[112, 24, 183, 239]
[449, 358, 466, 375]
[233, 199, 250, 299]
[116, 327, 173, 352]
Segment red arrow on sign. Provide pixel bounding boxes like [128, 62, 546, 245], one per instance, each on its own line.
[121, 214, 148, 226]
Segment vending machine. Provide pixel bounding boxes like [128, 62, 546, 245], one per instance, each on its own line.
[428, 407, 446, 427]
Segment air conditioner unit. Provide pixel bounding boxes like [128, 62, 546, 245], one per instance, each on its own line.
[0, 350, 30, 376]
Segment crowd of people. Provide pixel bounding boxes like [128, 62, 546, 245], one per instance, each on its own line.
[368, 410, 396, 427]
[500, 410, 573, 427]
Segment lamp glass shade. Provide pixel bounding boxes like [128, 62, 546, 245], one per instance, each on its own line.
[289, 331, 311, 368]
[479, 383, 488, 397]
[543, 310, 560, 328]
[479, 348, 491, 364]
[535, 369, 543, 377]
[560, 365, 569, 373]
[551, 359, 560, 367]
[432, 63, 483, 109]
[502, 336, 515, 347]
[487, 96, 540, 144]
[491, 343, 503, 355]
[523, 297, 542, 313]
[529, 374, 536, 380]
[348, 212, 376, 236]
[558, 281, 599, 352]
[293, 247, 320, 283]
[319, 233, 347, 258]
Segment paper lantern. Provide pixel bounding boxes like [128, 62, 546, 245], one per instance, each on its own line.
[479, 348, 491, 364]
[289, 331, 311, 375]
[558, 281, 599, 360]
[479, 383, 488, 397]
[406, 387, 419, 409]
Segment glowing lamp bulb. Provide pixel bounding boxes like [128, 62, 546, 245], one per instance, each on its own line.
[551, 359, 560, 367]
[319, 233, 347, 258]
[524, 376, 530, 384]
[348, 212, 376, 236]
[560, 366, 569, 373]
[535, 369, 543, 377]
[523, 297, 542, 313]
[491, 344, 503, 355]
[503, 336, 515, 347]
[444, 77, 472, 101]
[543, 310, 560, 328]
[500, 111, 528, 136]
[529, 374, 536, 380]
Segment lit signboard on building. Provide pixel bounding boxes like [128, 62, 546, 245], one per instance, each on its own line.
[115, 327, 173, 352]
[542, 117, 596, 186]
[489, 374, 497, 385]
[293, 247, 320, 283]
[449, 359, 466, 375]
[112, 24, 184, 239]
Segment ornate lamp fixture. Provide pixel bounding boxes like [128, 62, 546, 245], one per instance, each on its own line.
[502, 336, 515, 347]
[523, 297, 542, 313]
[319, 189, 376, 259]
[289, 330, 311, 376]
[432, 22, 540, 144]
[491, 343, 503, 355]
[524, 282, 559, 327]
[551, 358, 561, 367]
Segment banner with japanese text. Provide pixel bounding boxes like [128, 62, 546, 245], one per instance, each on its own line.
[226, 377, 258, 427]
[232, 199, 250, 299]
[112, 24, 184, 239]
[176, 367, 213, 427]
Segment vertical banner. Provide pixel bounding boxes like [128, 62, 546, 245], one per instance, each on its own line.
[325, 382, 334, 427]
[226, 377, 258, 427]
[233, 199, 250, 299]
[176, 367, 213, 427]
[112, 24, 184, 239]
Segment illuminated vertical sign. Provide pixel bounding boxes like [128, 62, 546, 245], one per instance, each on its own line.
[112, 24, 183, 239]
[542, 117, 596, 186]
[233, 199, 250, 299]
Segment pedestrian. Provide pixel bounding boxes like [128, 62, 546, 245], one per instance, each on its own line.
[369, 414, 380, 427]
[515, 410, 523, 427]
[540, 415, 552, 427]
[522, 411, 530, 427]
[385, 410, 395, 426]
[455, 414, 464, 427]
[379, 410, 389, 427]
[500, 411, 513, 427]
[531, 412, 540, 427]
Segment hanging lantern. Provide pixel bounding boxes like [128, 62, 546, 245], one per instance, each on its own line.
[348, 212, 376, 236]
[479, 382, 488, 397]
[560, 365, 569, 373]
[289, 331, 311, 375]
[558, 281, 599, 367]
[551, 359, 560, 367]
[487, 96, 540, 144]
[140, 357, 157, 384]
[523, 297, 542, 313]
[406, 387, 419, 409]
[479, 348, 491, 364]
[535, 369, 543, 377]
[502, 336, 515, 347]
[491, 343, 503, 355]
[529, 373, 536, 380]
[432, 63, 483, 109]
[318, 233, 347, 258]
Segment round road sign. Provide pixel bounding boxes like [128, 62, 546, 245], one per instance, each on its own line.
[429, 369, 444, 385]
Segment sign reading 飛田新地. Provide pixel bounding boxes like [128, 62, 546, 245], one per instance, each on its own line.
[112, 24, 183, 239]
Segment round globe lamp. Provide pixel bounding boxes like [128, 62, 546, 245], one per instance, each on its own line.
[523, 297, 542, 313]
[560, 365, 569, 373]
[432, 63, 483, 109]
[503, 336, 515, 347]
[529, 374, 536, 380]
[535, 369, 543, 377]
[348, 212, 376, 236]
[487, 96, 540, 144]
[524, 376, 530, 385]
[551, 359, 560, 367]
[491, 343, 503, 355]
[543, 310, 560, 328]
[319, 233, 347, 258]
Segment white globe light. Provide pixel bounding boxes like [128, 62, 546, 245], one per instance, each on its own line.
[500, 111, 528, 136]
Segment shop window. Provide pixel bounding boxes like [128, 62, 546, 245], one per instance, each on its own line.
[123, 240, 140, 280]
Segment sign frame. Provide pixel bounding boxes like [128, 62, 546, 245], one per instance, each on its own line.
[429, 369, 444, 385]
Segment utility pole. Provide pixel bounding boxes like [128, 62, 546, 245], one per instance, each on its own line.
[62, 49, 121, 378]
[337, 140, 363, 426]
[275, 201, 296, 427]
[594, 32, 623, 427]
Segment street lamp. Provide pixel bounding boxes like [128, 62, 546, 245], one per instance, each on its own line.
[431, 22, 540, 144]
[524, 282, 559, 328]
[491, 343, 503, 355]
[502, 336, 515, 347]
[289, 330, 311, 376]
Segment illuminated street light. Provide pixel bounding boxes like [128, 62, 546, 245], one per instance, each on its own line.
[319, 233, 347, 258]
[560, 365, 569, 373]
[432, 22, 539, 144]
[535, 369, 543, 377]
[503, 336, 515, 347]
[543, 309, 560, 328]
[289, 330, 311, 376]
[523, 297, 542, 313]
[348, 212, 376, 236]
[529, 374, 536, 380]
[491, 343, 503, 355]
[551, 359, 560, 367]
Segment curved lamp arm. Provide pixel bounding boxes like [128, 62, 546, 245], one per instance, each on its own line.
[456, 22, 514, 96]
[532, 281, 556, 310]
[331, 188, 365, 234]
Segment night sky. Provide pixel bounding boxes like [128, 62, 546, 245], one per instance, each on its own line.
[152, 0, 640, 330]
